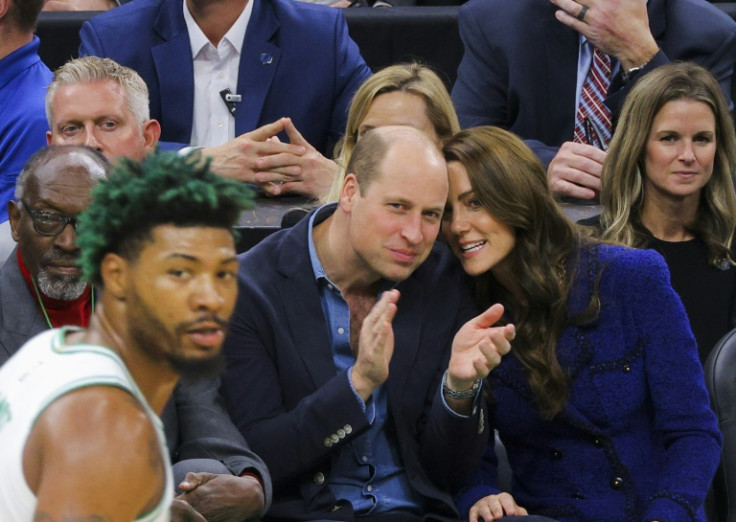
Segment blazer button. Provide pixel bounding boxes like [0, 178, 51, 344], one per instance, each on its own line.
[337, 429, 346, 439]
[622, 364, 631, 373]
[344, 424, 353, 434]
[314, 472, 325, 485]
[610, 477, 624, 489]
[324, 438, 333, 448]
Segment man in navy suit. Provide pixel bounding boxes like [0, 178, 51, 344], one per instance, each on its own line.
[79, 0, 372, 199]
[451, 0, 736, 200]
[221, 126, 517, 520]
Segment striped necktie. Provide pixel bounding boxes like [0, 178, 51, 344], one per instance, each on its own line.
[573, 47, 613, 149]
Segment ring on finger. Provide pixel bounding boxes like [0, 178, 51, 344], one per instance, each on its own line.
[576, 4, 589, 21]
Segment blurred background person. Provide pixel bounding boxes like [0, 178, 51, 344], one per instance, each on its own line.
[323, 62, 460, 202]
[0, 0, 50, 259]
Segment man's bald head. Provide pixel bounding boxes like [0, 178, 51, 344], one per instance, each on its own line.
[10, 146, 109, 300]
[346, 125, 445, 194]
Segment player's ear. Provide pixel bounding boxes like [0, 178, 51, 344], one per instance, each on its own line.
[100, 252, 130, 300]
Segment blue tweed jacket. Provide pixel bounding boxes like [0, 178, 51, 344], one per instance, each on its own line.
[456, 244, 721, 522]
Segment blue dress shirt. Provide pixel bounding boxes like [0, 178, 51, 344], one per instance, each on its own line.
[307, 204, 424, 516]
[0, 37, 52, 223]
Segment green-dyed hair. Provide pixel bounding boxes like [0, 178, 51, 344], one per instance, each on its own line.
[76, 151, 254, 287]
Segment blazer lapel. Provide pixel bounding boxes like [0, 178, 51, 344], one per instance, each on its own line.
[385, 268, 428, 411]
[151, 0, 195, 142]
[235, 0, 281, 136]
[276, 219, 338, 390]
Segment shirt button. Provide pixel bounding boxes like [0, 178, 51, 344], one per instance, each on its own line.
[593, 438, 603, 448]
[337, 327, 345, 335]
[551, 449, 563, 459]
[611, 477, 624, 489]
[217, 121, 224, 128]
[314, 472, 325, 485]
[327, 284, 334, 290]
[622, 364, 631, 373]
[366, 485, 373, 492]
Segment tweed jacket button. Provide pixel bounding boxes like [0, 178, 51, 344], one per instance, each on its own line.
[314, 472, 325, 485]
[611, 477, 624, 489]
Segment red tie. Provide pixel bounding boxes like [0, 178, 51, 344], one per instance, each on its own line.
[574, 47, 613, 149]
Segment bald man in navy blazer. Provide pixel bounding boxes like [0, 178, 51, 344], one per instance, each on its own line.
[79, 0, 371, 198]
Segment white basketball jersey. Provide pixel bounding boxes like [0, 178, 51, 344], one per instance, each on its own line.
[0, 328, 172, 521]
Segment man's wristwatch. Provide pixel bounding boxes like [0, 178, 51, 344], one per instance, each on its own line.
[442, 371, 481, 400]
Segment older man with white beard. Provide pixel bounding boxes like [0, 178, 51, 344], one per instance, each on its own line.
[0, 145, 109, 360]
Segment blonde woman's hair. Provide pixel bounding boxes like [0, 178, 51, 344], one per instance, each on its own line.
[599, 62, 736, 265]
[324, 63, 460, 202]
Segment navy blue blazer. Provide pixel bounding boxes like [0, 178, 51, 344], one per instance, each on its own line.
[79, 0, 372, 154]
[220, 208, 487, 520]
[451, 0, 736, 166]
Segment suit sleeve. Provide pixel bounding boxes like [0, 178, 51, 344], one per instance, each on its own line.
[451, 2, 509, 130]
[416, 259, 490, 492]
[451, 3, 560, 167]
[628, 251, 722, 521]
[171, 377, 272, 506]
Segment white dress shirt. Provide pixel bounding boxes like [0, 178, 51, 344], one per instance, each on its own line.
[184, 0, 254, 147]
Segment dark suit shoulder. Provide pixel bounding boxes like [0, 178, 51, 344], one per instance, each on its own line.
[460, 0, 552, 25]
[665, 0, 736, 32]
[85, 0, 164, 27]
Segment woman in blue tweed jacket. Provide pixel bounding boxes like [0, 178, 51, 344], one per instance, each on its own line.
[441, 126, 721, 522]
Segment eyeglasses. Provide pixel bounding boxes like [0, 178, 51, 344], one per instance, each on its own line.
[20, 200, 79, 237]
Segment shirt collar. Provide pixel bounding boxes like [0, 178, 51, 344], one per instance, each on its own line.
[183, 0, 253, 58]
[308, 203, 339, 282]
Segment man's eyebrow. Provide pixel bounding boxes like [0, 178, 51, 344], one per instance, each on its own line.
[165, 253, 238, 265]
